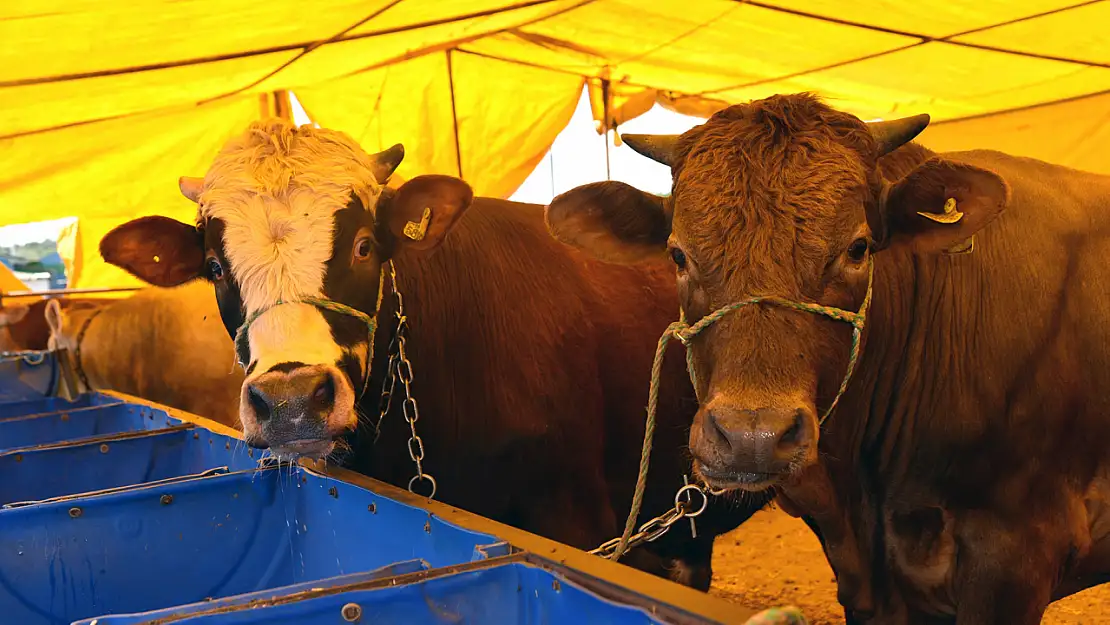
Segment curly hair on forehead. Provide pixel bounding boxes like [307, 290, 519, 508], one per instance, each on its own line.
[667, 93, 879, 296]
[673, 93, 880, 173]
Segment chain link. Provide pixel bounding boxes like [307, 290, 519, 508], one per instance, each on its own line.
[589, 482, 709, 559]
[374, 261, 436, 500]
[0, 350, 48, 366]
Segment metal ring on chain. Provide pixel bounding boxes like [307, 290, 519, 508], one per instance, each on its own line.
[408, 474, 437, 499]
[674, 483, 709, 518]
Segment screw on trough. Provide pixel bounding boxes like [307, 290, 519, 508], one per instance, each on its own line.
[552, 579, 561, 592]
[13, 454, 21, 463]
[341, 602, 362, 622]
[367, 503, 377, 514]
[99, 444, 109, 454]
[329, 486, 339, 499]
[160, 495, 173, 505]
[68, 507, 82, 518]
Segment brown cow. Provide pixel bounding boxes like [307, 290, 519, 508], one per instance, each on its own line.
[1, 285, 244, 428]
[543, 92, 1110, 623]
[95, 119, 769, 590]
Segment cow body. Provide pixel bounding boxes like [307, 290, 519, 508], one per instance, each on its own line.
[350, 197, 763, 585]
[98, 119, 766, 590]
[785, 147, 1110, 622]
[3, 285, 243, 428]
[58, 282, 244, 429]
[544, 93, 1110, 622]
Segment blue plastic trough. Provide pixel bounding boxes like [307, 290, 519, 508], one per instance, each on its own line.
[0, 351, 757, 625]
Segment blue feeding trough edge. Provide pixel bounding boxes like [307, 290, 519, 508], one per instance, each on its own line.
[0, 351, 755, 625]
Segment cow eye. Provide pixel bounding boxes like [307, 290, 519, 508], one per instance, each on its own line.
[354, 237, 373, 261]
[669, 247, 687, 269]
[847, 238, 869, 263]
[207, 257, 224, 281]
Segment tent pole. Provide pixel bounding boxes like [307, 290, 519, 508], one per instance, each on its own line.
[258, 91, 293, 121]
[601, 78, 611, 181]
[272, 90, 293, 121]
[446, 49, 464, 179]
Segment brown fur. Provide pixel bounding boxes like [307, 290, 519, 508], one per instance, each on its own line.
[99, 176, 770, 588]
[0, 297, 107, 352]
[544, 92, 1110, 623]
[29, 286, 243, 429]
[74, 283, 243, 429]
[350, 196, 767, 589]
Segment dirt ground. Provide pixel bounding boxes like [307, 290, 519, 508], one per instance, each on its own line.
[709, 507, 1110, 624]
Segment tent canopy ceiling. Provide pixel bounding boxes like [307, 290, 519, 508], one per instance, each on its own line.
[1, 0, 1106, 288]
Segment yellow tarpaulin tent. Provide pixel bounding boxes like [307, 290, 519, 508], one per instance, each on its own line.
[2, 0, 1107, 288]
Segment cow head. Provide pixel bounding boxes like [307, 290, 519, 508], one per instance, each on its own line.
[545, 93, 1009, 492]
[99, 119, 473, 459]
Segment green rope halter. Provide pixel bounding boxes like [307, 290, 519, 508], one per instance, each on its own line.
[234, 296, 379, 399]
[610, 260, 875, 560]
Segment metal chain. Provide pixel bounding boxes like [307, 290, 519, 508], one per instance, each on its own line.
[373, 261, 437, 500]
[0, 350, 48, 366]
[590, 481, 709, 559]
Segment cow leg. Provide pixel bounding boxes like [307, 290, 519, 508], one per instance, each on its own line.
[953, 513, 1059, 625]
[662, 534, 715, 591]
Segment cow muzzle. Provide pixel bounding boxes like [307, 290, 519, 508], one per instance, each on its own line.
[239, 363, 357, 459]
[690, 398, 817, 491]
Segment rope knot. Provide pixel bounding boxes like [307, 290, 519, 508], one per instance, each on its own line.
[667, 320, 694, 346]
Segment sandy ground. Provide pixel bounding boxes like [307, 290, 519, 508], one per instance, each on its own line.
[709, 507, 1110, 624]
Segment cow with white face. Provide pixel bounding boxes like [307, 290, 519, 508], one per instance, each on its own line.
[100, 120, 469, 458]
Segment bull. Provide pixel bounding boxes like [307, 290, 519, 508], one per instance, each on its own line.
[543, 92, 1110, 623]
[96, 119, 769, 589]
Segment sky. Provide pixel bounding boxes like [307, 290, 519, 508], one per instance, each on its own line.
[0, 87, 704, 250]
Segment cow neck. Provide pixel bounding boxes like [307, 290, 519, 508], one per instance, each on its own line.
[72, 307, 105, 391]
[788, 248, 975, 619]
[367, 262, 399, 400]
[342, 260, 403, 459]
[818, 248, 924, 474]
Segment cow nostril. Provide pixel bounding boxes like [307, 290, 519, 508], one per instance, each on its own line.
[248, 385, 272, 422]
[311, 375, 335, 410]
[777, 410, 806, 450]
[705, 410, 731, 445]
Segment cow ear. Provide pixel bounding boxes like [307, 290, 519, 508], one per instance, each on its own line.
[100, 216, 206, 287]
[544, 181, 671, 265]
[876, 157, 1010, 254]
[376, 174, 473, 252]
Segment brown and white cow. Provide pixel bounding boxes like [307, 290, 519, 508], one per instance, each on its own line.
[544, 92, 1110, 623]
[96, 119, 769, 590]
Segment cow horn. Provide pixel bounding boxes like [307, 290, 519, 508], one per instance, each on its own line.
[867, 114, 931, 156]
[179, 176, 204, 203]
[621, 134, 679, 167]
[370, 143, 405, 185]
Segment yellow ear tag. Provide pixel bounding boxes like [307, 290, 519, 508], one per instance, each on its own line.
[402, 207, 432, 241]
[918, 197, 964, 224]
